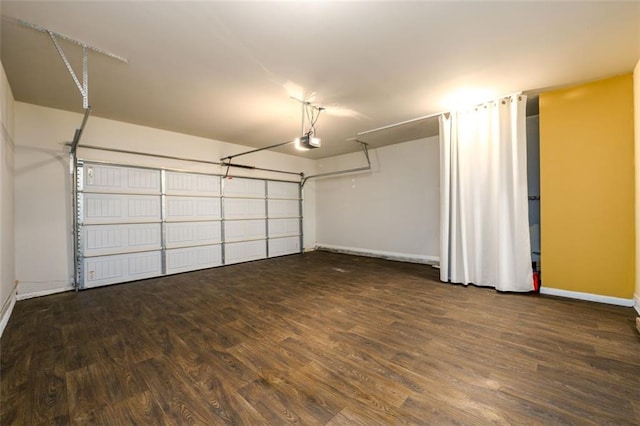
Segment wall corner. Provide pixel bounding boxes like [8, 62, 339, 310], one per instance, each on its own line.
[634, 59, 640, 314]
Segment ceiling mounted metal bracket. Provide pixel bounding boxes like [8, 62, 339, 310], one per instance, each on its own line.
[18, 19, 128, 109]
[290, 96, 325, 142]
[47, 30, 89, 108]
[301, 140, 371, 187]
[289, 97, 324, 113]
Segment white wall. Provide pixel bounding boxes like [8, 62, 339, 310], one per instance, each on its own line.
[14, 102, 316, 298]
[315, 136, 440, 263]
[634, 59, 640, 314]
[0, 61, 16, 336]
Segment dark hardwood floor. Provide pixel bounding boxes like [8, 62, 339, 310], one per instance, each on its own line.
[2, 251, 639, 425]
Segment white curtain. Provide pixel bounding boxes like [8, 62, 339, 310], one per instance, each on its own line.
[439, 94, 533, 292]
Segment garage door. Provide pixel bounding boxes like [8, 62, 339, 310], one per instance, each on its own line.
[78, 163, 163, 288]
[164, 170, 223, 274]
[267, 180, 302, 258]
[75, 162, 302, 289]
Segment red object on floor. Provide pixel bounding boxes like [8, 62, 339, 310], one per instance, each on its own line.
[532, 271, 540, 292]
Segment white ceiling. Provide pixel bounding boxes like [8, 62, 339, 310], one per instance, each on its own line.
[1, 1, 638, 159]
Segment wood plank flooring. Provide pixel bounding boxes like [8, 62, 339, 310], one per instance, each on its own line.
[2, 251, 639, 425]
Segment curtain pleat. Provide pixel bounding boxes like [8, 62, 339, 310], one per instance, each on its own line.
[439, 95, 533, 292]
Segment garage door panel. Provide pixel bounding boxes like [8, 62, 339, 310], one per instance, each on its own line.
[223, 198, 265, 219]
[82, 223, 161, 257]
[268, 218, 300, 238]
[267, 181, 299, 199]
[82, 251, 162, 288]
[82, 193, 161, 224]
[268, 236, 301, 258]
[166, 244, 222, 274]
[165, 172, 220, 196]
[225, 240, 267, 264]
[268, 199, 300, 218]
[83, 164, 160, 194]
[165, 221, 221, 248]
[223, 178, 265, 198]
[224, 220, 266, 242]
[165, 196, 221, 221]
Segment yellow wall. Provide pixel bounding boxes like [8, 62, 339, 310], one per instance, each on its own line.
[540, 74, 635, 299]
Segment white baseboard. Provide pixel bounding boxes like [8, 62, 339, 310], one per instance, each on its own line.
[540, 287, 634, 308]
[17, 281, 74, 301]
[315, 243, 439, 265]
[634, 293, 640, 315]
[0, 292, 17, 338]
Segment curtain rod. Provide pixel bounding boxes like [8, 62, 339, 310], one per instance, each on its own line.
[351, 112, 441, 138]
[350, 91, 524, 139]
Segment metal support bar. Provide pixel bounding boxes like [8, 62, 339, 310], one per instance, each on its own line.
[69, 107, 91, 290]
[220, 139, 295, 162]
[300, 100, 305, 137]
[68, 143, 304, 178]
[160, 170, 167, 275]
[290, 96, 324, 112]
[21, 19, 128, 110]
[361, 140, 371, 165]
[221, 161, 301, 177]
[82, 45, 89, 109]
[264, 181, 269, 258]
[290, 97, 324, 138]
[69, 143, 223, 166]
[19, 19, 128, 63]
[47, 30, 87, 103]
[302, 141, 371, 186]
[71, 107, 92, 155]
[71, 154, 79, 289]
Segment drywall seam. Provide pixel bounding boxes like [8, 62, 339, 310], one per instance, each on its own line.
[540, 286, 634, 307]
[316, 243, 439, 265]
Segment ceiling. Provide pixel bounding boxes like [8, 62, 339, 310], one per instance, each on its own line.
[1, 1, 638, 159]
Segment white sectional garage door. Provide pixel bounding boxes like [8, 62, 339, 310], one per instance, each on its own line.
[222, 177, 267, 265]
[76, 162, 302, 289]
[267, 181, 301, 258]
[78, 164, 163, 288]
[164, 171, 223, 275]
